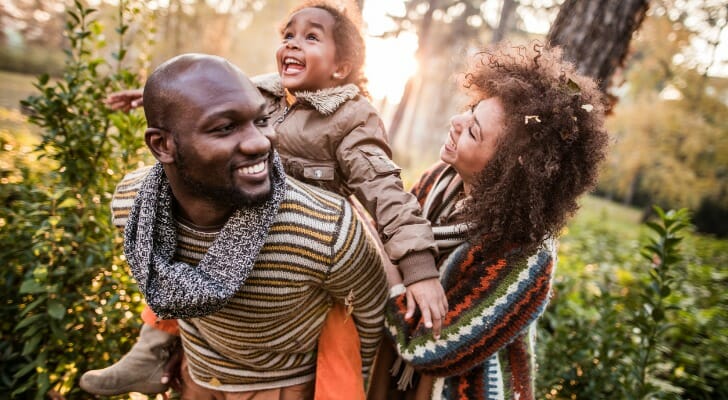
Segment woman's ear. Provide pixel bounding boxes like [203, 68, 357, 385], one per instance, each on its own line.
[332, 62, 352, 81]
[145, 127, 175, 164]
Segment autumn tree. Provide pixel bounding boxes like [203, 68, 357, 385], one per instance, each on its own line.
[599, 0, 728, 236]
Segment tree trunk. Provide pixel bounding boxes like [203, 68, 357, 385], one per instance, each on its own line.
[491, 0, 518, 43]
[547, 0, 649, 92]
[388, 0, 438, 143]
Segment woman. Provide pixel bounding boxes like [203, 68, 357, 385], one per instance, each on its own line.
[368, 42, 609, 400]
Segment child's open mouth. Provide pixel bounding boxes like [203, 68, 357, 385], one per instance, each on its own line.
[283, 57, 305, 74]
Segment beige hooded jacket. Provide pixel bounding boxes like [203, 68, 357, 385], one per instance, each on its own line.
[253, 73, 438, 285]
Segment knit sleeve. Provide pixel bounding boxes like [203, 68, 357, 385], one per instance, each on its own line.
[324, 202, 388, 377]
[384, 241, 556, 377]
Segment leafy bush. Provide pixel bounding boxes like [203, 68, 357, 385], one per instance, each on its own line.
[0, 1, 150, 398]
[538, 204, 727, 399]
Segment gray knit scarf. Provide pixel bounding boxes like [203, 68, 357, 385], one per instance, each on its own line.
[124, 154, 287, 320]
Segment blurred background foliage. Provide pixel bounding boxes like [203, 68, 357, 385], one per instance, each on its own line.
[0, 0, 725, 399]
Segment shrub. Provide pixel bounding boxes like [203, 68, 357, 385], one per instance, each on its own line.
[0, 1, 149, 398]
[538, 206, 726, 399]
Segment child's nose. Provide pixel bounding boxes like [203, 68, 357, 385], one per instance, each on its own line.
[286, 37, 301, 49]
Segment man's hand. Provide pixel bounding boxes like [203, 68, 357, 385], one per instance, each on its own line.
[104, 89, 143, 113]
[405, 277, 448, 339]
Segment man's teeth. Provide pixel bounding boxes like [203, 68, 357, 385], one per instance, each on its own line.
[241, 161, 265, 175]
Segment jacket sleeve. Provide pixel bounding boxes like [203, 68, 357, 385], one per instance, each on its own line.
[384, 241, 556, 377]
[324, 202, 389, 378]
[335, 103, 438, 284]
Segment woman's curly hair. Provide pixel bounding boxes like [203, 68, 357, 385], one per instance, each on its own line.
[284, 0, 369, 98]
[460, 42, 610, 254]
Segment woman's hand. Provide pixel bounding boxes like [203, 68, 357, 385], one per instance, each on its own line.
[104, 89, 143, 113]
[405, 278, 448, 339]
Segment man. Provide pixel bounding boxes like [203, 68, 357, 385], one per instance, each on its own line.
[82, 54, 387, 398]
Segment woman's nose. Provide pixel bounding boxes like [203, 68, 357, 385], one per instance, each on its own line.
[450, 112, 470, 131]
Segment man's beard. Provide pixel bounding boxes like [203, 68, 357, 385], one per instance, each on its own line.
[175, 149, 273, 208]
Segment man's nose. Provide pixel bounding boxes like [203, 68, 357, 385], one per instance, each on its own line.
[239, 127, 271, 156]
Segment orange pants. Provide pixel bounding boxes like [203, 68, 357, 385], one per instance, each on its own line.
[140, 302, 363, 400]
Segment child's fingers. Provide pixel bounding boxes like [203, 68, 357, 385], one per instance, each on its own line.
[421, 307, 433, 331]
[405, 290, 416, 319]
[430, 307, 442, 339]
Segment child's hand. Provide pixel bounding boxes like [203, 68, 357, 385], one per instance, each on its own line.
[161, 341, 182, 392]
[104, 89, 143, 113]
[405, 278, 448, 339]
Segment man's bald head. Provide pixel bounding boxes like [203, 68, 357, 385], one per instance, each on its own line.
[143, 53, 250, 132]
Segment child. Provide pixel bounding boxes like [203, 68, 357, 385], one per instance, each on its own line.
[80, 1, 446, 398]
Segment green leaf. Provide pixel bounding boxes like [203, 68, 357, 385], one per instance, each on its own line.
[19, 295, 48, 317]
[19, 280, 45, 294]
[15, 311, 45, 328]
[645, 221, 666, 236]
[566, 78, 581, 95]
[67, 10, 80, 25]
[21, 335, 42, 356]
[47, 300, 66, 320]
[12, 357, 39, 379]
[57, 197, 79, 209]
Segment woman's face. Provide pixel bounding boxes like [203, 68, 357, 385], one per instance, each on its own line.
[440, 97, 506, 192]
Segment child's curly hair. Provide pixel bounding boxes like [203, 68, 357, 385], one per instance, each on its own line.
[285, 0, 369, 98]
[460, 42, 610, 254]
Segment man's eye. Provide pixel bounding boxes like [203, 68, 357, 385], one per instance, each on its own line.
[215, 123, 236, 133]
[254, 117, 270, 127]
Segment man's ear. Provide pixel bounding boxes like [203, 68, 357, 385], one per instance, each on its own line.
[333, 62, 352, 81]
[145, 127, 175, 164]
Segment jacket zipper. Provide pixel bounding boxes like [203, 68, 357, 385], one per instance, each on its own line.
[275, 105, 291, 127]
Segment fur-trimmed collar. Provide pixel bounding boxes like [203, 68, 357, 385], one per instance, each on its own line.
[252, 73, 360, 116]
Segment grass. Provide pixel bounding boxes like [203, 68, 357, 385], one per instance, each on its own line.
[0, 70, 38, 110]
[568, 194, 645, 241]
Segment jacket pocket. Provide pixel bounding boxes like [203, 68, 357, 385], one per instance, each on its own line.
[360, 148, 401, 176]
[302, 162, 336, 181]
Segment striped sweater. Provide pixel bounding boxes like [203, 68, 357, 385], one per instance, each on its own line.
[112, 166, 387, 392]
[385, 163, 556, 400]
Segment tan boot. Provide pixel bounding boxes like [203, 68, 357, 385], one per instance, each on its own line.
[79, 324, 178, 395]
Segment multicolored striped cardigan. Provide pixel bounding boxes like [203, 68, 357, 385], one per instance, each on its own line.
[384, 162, 556, 400]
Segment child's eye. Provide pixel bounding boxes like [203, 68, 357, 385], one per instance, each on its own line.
[254, 117, 270, 127]
[468, 127, 476, 139]
[306, 33, 319, 41]
[282, 32, 293, 40]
